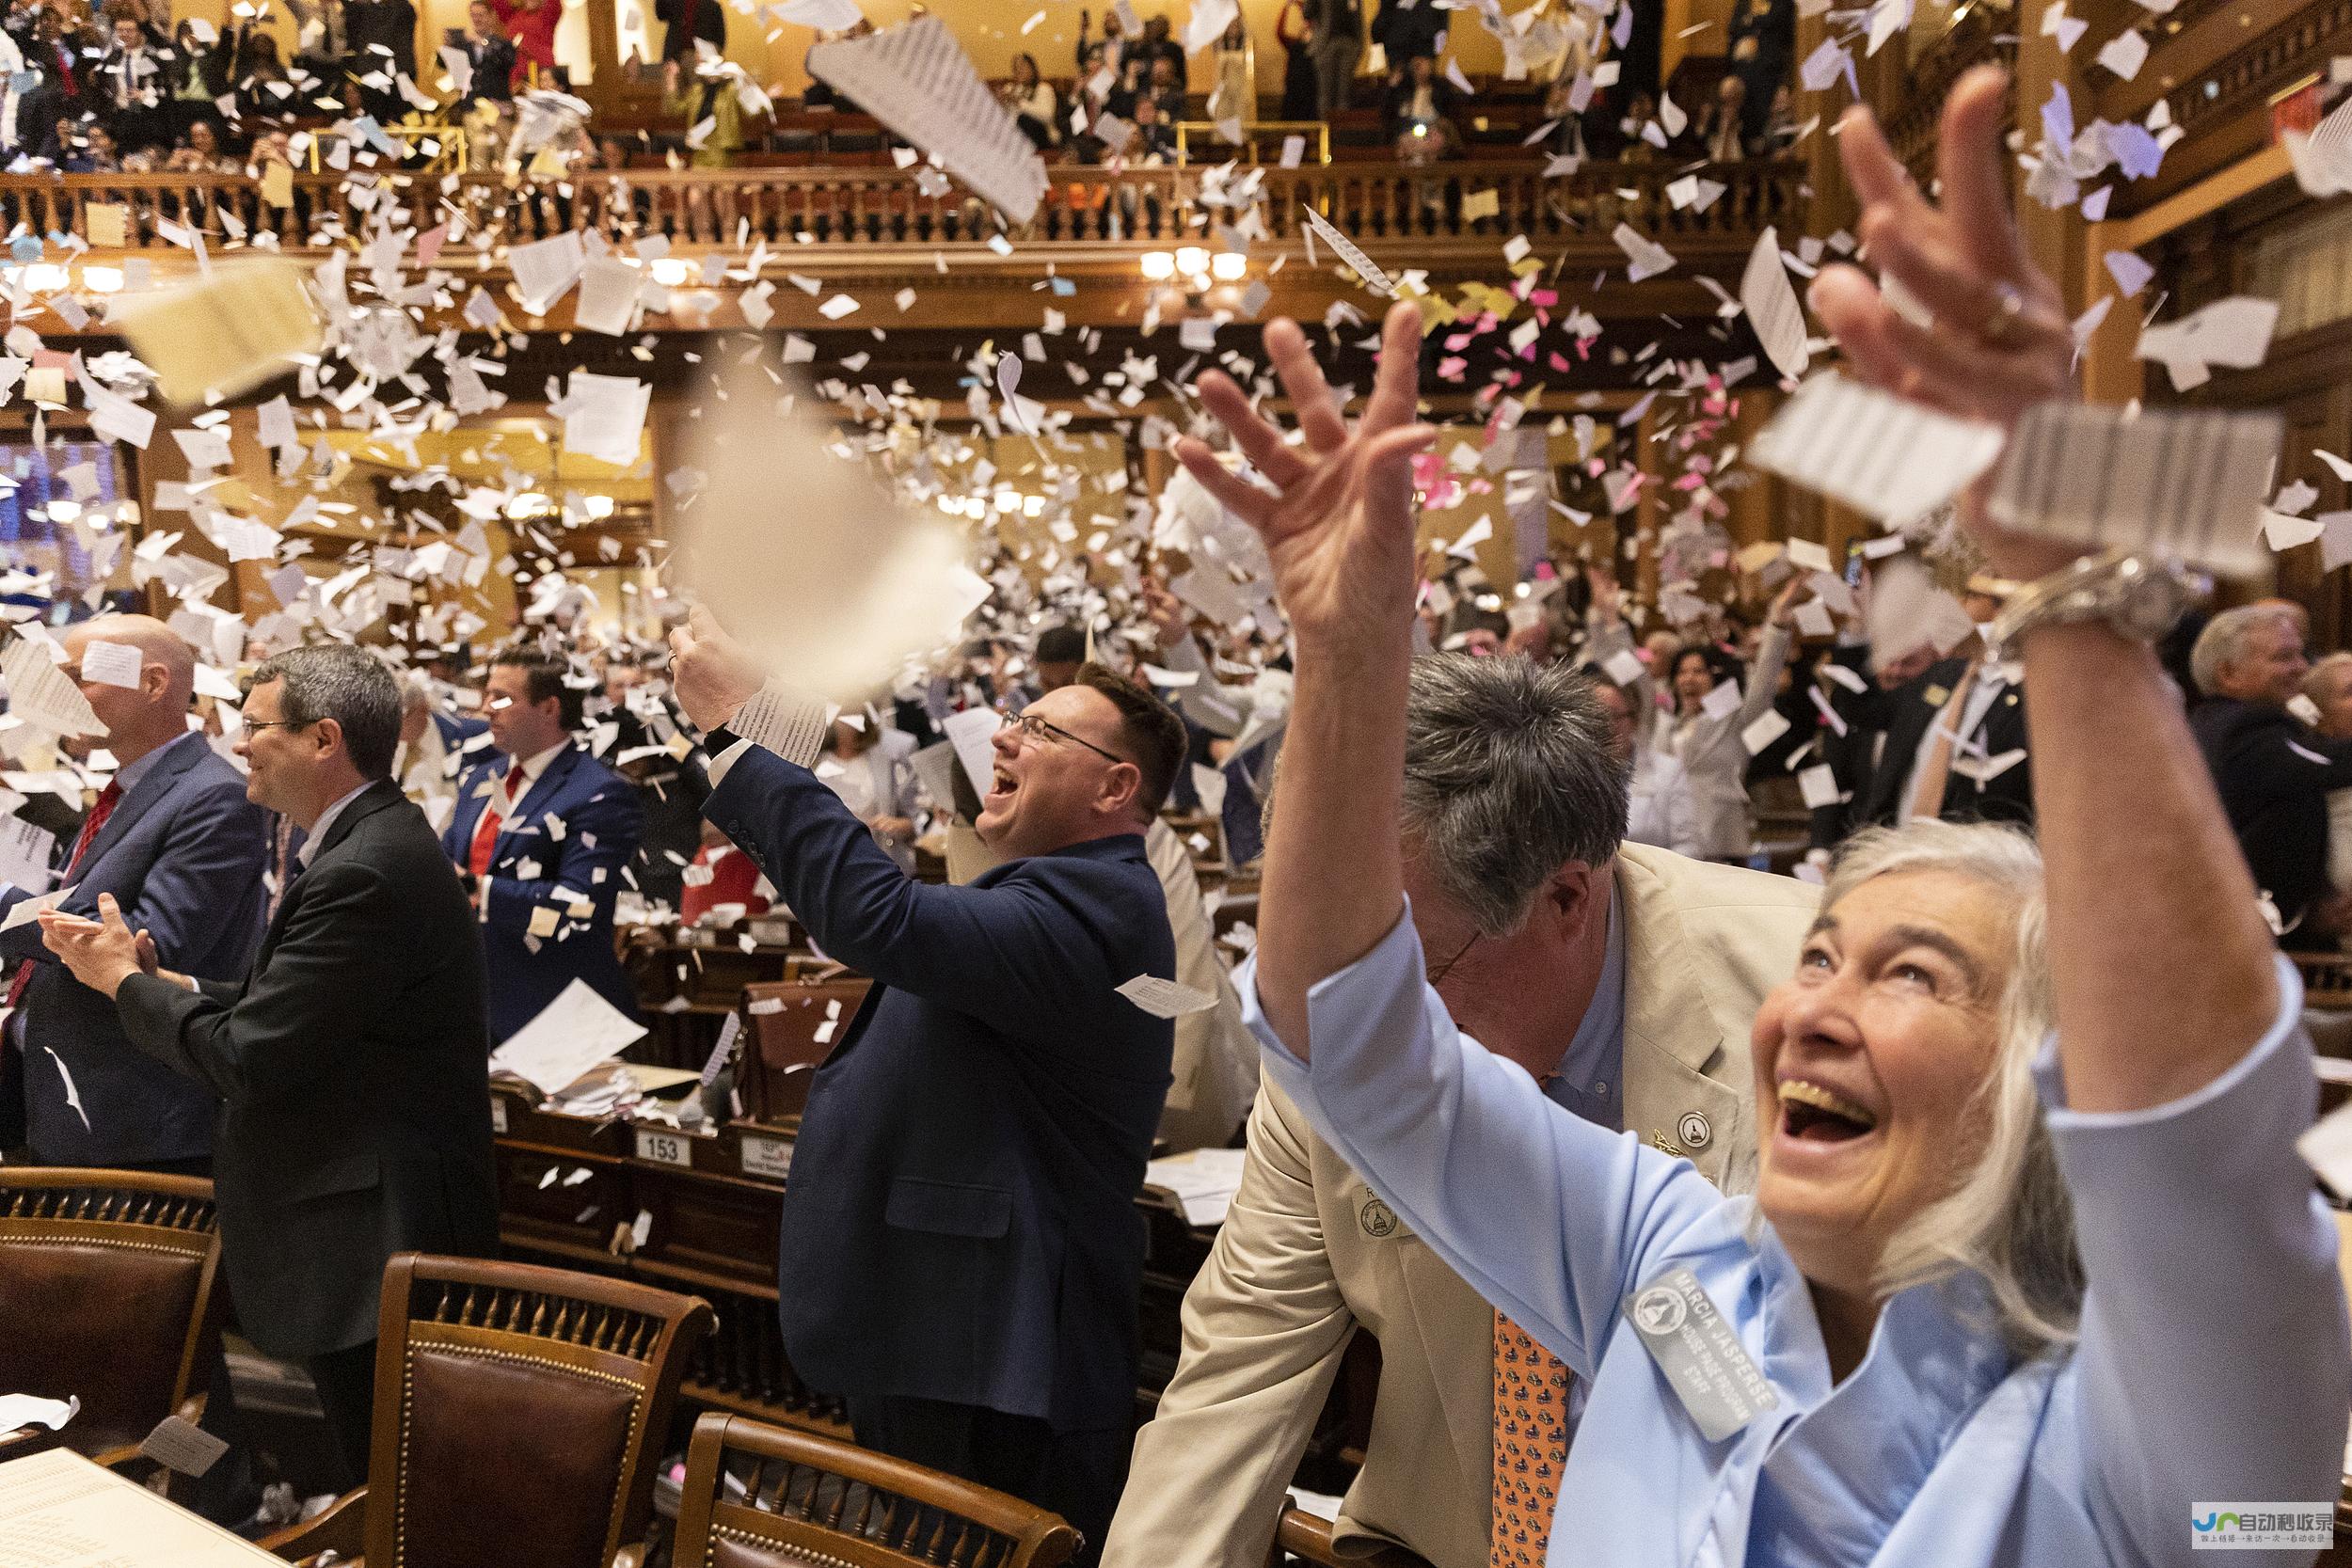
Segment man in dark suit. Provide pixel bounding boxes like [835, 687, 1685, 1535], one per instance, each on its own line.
[1852, 645, 2032, 832]
[2189, 602, 2352, 942]
[440, 646, 643, 1040]
[41, 643, 497, 1486]
[0, 615, 268, 1172]
[672, 610, 1184, 1565]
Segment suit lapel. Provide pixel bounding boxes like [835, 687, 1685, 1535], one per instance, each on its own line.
[1613, 849, 1755, 1191]
[256, 782, 402, 965]
[494, 746, 578, 859]
[74, 734, 203, 876]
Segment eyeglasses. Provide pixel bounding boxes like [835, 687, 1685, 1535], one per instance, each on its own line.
[243, 718, 313, 735]
[1006, 709, 1131, 768]
[1427, 930, 1482, 986]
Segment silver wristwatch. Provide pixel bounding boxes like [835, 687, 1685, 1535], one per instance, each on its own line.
[1985, 548, 2204, 659]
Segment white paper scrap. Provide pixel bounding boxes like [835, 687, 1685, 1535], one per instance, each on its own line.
[1740, 227, 1809, 380]
[1117, 974, 1220, 1018]
[1300, 204, 1395, 296]
[489, 977, 649, 1097]
[1988, 400, 2283, 574]
[806, 16, 1050, 223]
[3, 636, 103, 736]
[1749, 372, 2006, 524]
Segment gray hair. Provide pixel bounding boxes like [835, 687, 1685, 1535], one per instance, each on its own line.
[1823, 819, 2082, 1357]
[1399, 654, 1629, 939]
[2189, 604, 2300, 698]
[249, 644, 403, 781]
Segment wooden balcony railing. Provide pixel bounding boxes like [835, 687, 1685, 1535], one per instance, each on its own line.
[0, 157, 1804, 258]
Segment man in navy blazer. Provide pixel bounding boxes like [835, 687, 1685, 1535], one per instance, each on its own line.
[673, 610, 1184, 1564]
[0, 615, 267, 1170]
[440, 646, 643, 1039]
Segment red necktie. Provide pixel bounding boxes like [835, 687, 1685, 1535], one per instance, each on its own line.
[8, 779, 121, 1007]
[467, 764, 525, 878]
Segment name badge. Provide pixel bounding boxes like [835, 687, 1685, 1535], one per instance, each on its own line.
[1623, 1264, 1779, 1442]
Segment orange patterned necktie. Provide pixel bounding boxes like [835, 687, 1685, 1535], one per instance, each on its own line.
[1492, 1308, 1573, 1566]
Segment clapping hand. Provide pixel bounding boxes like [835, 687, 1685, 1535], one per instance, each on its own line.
[1172, 302, 1436, 659]
[38, 892, 156, 1001]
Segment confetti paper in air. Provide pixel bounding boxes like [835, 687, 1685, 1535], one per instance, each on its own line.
[1299, 205, 1396, 296]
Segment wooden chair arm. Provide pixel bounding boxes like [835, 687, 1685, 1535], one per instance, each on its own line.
[260, 1485, 369, 1563]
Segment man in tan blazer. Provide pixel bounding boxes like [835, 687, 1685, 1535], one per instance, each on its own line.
[1103, 657, 1817, 1568]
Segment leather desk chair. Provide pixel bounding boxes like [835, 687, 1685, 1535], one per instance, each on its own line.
[0, 1168, 226, 1490]
[264, 1253, 715, 1568]
[670, 1412, 1080, 1568]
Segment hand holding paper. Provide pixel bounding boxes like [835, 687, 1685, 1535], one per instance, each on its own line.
[1805, 66, 2082, 581]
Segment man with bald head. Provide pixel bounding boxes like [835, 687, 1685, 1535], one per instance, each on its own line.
[0, 614, 269, 1169]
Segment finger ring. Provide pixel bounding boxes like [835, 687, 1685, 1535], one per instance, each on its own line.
[1979, 282, 2025, 345]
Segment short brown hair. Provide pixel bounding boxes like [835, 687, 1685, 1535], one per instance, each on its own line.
[491, 645, 581, 729]
[1076, 661, 1186, 821]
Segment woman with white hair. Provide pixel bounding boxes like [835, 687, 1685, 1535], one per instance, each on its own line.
[1173, 65, 2348, 1568]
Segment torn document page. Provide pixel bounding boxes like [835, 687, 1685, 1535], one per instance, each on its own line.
[489, 977, 649, 1098]
[3, 635, 103, 736]
[1748, 372, 2006, 524]
[1740, 226, 1809, 380]
[112, 257, 321, 406]
[1300, 204, 1396, 296]
[1987, 400, 2283, 575]
[667, 360, 983, 701]
[806, 16, 1050, 223]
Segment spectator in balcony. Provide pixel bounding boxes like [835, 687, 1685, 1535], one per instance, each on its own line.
[57, 115, 119, 169]
[1614, 87, 1658, 161]
[233, 31, 297, 126]
[1759, 80, 1798, 152]
[166, 19, 234, 139]
[490, 0, 556, 88]
[1128, 85, 1176, 162]
[1207, 15, 1251, 129]
[1134, 11, 1184, 90]
[1692, 72, 1752, 161]
[1542, 69, 1590, 160]
[1371, 0, 1443, 68]
[457, 0, 515, 110]
[1274, 0, 1314, 120]
[162, 115, 235, 171]
[1724, 0, 1792, 141]
[656, 0, 723, 65]
[661, 54, 740, 167]
[1382, 50, 1458, 143]
[344, 0, 418, 112]
[999, 50, 1058, 151]
[1103, 48, 1147, 120]
[1143, 52, 1184, 123]
[1307, 0, 1360, 119]
[93, 11, 171, 160]
[1075, 6, 1126, 79]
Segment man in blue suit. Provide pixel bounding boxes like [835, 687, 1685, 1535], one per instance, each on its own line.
[0, 615, 268, 1171]
[440, 645, 643, 1040]
[673, 610, 1184, 1565]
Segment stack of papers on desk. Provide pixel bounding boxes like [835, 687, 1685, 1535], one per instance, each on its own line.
[487, 979, 649, 1100]
[1146, 1146, 1248, 1227]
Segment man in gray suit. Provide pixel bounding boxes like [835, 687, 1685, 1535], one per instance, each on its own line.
[1104, 654, 1815, 1568]
[0, 614, 268, 1172]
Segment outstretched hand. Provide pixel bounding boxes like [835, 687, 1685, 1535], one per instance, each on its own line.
[1172, 302, 1436, 659]
[1807, 66, 2079, 580]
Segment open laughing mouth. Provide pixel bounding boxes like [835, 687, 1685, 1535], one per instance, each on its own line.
[1776, 1080, 1880, 1143]
[986, 766, 1019, 808]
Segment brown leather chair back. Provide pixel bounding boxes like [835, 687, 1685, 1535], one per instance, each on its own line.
[671, 1412, 1080, 1568]
[368, 1253, 716, 1568]
[738, 977, 871, 1123]
[0, 1169, 223, 1458]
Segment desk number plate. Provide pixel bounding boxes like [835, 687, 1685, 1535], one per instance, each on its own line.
[489, 1099, 507, 1134]
[635, 1129, 692, 1168]
[739, 1134, 794, 1180]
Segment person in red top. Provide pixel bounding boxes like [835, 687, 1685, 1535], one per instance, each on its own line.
[679, 818, 771, 924]
[490, 0, 556, 87]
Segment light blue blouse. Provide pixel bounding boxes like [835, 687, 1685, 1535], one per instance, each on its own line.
[1245, 905, 2350, 1568]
